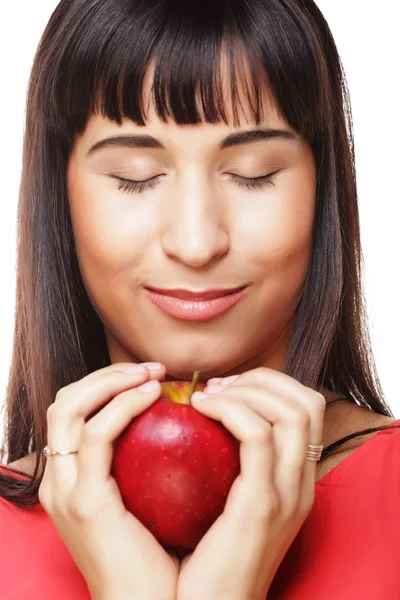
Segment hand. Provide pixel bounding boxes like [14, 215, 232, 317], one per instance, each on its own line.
[38, 361, 179, 600]
[176, 366, 326, 600]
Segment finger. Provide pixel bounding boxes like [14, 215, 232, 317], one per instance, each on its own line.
[46, 368, 155, 492]
[206, 377, 224, 385]
[59, 361, 166, 396]
[206, 382, 323, 510]
[214, 367, 326, 437]
[191, 392, 276, 502]
[215, 366, 308, 398]
[74, 380, 161, 503]
[206, 384, 311, 506]
[205, 376, 326, 460]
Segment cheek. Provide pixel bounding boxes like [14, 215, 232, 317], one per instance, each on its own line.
[236, 169, 315, 270]
[68, 172, 153, 273]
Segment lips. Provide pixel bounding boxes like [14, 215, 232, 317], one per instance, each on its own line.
[144, 285, 249, 321]
[145, 286, 247, 301]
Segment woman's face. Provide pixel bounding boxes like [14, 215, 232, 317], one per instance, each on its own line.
[67, 84, 316, 381]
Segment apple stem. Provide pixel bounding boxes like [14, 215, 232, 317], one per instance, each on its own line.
[187, 369, 201, 406]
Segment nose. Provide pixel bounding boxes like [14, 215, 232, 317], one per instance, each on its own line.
[160, 172, 229, 267]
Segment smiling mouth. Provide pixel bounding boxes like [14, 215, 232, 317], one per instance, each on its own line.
[144, 285, 249, 321]
[145, 285, 249, 301]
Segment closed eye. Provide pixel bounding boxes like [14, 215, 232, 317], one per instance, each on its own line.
[229, 170, 280, 190]
[111, 169, 280, 195]
[112, 174, 162, 194]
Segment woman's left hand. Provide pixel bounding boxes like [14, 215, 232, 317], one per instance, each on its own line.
[176, 366, 326, 600]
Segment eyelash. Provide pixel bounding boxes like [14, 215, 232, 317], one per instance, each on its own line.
[114, 170, 279, 195]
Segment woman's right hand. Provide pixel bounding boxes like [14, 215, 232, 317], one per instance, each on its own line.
[38, 362, 179, 600]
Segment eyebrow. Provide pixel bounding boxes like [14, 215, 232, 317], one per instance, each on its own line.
[87, 128, 299, 156]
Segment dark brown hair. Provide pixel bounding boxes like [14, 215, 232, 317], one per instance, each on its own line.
[1, 0, 398, 506]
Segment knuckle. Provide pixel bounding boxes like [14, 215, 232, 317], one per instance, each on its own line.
[103, 369, 136, 383]
[235, 486, 281, 522]
[82, 423, 107, 443]
[38, 482, 51, 509]
[282, 501, 296, 521]
[254, 366, 270, 379]
[98, 370, 120, 384]
[49, 386, 74, 420]
[250, 422, 273, 445]
[251, 492, 281, 522]
[47, 401, 70, 423]
[98, 370, 143, 392]
[46, 403, 57, 423]
[67, 494, 93, 522]
[283, 495, 303, 520]
[291, 410, 311, 429]
[55, 386, 70, 403]
[262, 496, 281, 520]
[246, 367, 266, 382]
[314, 391, 327, 409]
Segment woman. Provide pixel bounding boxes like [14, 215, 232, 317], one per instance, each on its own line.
[1, 0, 399, 598]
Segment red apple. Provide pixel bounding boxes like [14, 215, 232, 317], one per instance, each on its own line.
[111, 370, 241, 550]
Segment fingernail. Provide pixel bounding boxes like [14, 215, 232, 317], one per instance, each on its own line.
[137, 380, 160, 392]
[191, 391, 210, 401]
[204, 384, 224, 394]
[120, 365, 147, 374]
[219, 375, 239, 385]
[207, 377, 223, 385]
[144, 362, 163, 370]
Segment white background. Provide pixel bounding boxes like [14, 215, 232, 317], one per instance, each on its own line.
[1, 1, 399, 452]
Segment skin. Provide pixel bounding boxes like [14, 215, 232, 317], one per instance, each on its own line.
[8, 64, 395, 478]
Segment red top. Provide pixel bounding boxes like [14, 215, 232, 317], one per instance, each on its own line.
[1, 419, 400, 600]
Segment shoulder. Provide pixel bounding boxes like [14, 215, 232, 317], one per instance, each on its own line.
[345, 416, 400, 485]
[316, 408, 400, 483]
[324, 402, 399, 451]
[368, 418, 400, 470]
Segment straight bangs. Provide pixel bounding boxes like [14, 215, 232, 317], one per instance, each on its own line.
[42, 0, 329, 144]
